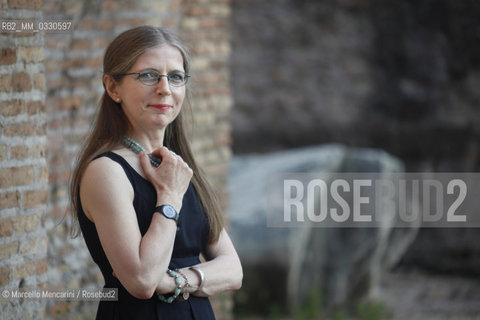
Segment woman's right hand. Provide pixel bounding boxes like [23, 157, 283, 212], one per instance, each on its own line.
[139, 147, 193, 212]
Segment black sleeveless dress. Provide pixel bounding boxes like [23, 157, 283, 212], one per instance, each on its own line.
[77, 152, 215, 319]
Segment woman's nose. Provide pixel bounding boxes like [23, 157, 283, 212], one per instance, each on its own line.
[155, 76, 172, 96]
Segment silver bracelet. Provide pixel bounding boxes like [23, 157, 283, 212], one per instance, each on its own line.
[189, 266, 205, 292]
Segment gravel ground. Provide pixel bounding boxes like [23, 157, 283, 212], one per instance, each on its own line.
[378, 271, 480, 320]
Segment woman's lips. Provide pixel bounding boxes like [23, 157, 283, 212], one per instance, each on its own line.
[149, 104, 172, 110]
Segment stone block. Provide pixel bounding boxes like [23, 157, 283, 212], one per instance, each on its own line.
[229, 145, 417, 314]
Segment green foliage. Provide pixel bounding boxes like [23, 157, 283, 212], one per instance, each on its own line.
[354, 300, 393, 320]
[332, 310, 348, 320]
[292, 284, 323, 320]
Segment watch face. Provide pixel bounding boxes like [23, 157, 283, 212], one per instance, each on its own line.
[163, 206, 176, 219]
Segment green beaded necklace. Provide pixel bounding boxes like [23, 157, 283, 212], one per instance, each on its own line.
[122, 136, 162, 167]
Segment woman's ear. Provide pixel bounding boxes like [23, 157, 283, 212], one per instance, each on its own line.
[103, 75, 121, 102]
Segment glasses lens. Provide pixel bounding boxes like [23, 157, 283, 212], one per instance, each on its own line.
[138, 71, 159, 86]
[135, 71, 189, 86]
[168, 72, 187, 87]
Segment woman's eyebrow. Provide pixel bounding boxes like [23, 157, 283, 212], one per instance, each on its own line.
[136, 67, 159, 73]
[136, 67, 185, 73]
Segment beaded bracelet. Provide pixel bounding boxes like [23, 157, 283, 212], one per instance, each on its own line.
[175, 269, 190, 301]
[158, 269, 183, 303]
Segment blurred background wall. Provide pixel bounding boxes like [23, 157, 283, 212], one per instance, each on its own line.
[0, 0, 233, 318]
[230, 0, 480, 318]
[232, 0, 480, 168]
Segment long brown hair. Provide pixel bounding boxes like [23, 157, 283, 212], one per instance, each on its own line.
[70, 26, 224, 244]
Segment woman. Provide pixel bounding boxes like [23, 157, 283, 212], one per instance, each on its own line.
[70, 26, 242, 319]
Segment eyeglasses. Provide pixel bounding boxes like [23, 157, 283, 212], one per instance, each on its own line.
[116, 69, 191, 87]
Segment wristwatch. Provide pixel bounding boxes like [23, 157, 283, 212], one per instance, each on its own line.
[154, 205, 179, 224]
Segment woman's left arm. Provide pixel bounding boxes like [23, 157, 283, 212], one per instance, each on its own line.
[178, 228, 243, 297]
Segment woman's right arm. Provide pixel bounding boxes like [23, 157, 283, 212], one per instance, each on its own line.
[80, 149, 192, 299]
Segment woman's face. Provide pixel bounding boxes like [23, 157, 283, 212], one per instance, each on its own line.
[114, 44, 186, 134]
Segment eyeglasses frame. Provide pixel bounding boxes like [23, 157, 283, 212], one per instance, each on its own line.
[115, 70, 191, 87]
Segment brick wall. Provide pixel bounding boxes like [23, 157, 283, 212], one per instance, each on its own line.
[1, 0, 233, 318]
[0, 1, 49, 319]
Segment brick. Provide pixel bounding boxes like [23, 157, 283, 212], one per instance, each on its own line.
[0, 191, 20, 209]
[33, 74, 46, 91]
[199, 18, 226, 29]
[0, 241, 18, 259]
[209, 4, 231, 17]
[77, 18, 94, 29]
[45, 59, 60, 73]
[39, 123, 47, 135]
[62, 0, 82, 15]
[42, 1, 59, 12]
[0, 144, 8, 161]
[12, 260, 36, 279]
[38, 166, 48, 183]
[0, 48, 16, 64]
[12, 31, 36, 38]
[7, 0, 42, 9]
[92, 37, 108, 49]
[181, 17, 199, 30]
[4, 123, 37, 136]
[45, 76, 62, 90]
[169, 0, 181, 11]
[23, 189, 48, 208]
[36, 259, 47, 274]
[0, 218, 13, 237]
[19, 236, 47, 255]
[0, 266, 10, 286]
[0, 100, 26, 116]
[71, 39, 90, 51]
[50, 186, 67, 203]
[11, 144, 45, 159]
[98, 20, 114, 30]
[17, 46, 44, 63]
[0, 74, 11, 92]
[50, 301, 71, 318]
[12, 72, 31, 92]
[185, 5, 208, 16]
[27, 100, 45, 114]
[49, 204, 67, 219]
[85, 57, 102, 68]
[49, 170, 70, 185]
[0, 166, 36, 188]
[13, 215, 38, 234]
[60, 96, 81, 110]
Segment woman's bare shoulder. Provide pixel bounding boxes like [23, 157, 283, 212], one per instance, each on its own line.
[83, 155, 126, 182]
[80, 155, 134, 218]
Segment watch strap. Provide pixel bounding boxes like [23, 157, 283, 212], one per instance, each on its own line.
[154, 205, 179, 224]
